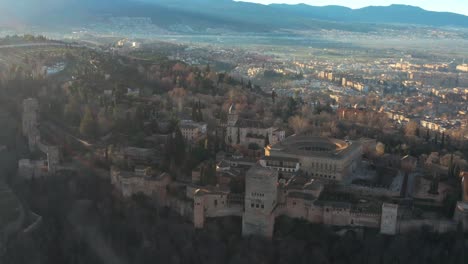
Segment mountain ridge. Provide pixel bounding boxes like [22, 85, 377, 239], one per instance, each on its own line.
[1, 0, 467, 33]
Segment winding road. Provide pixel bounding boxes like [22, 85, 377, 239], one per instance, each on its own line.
[0, 42, 81, 49]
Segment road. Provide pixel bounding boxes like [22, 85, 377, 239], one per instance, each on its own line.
[0, 43, 63, 49]
[43, 120, 93, 148]
[0, 42, 82, 49]
[41, 120, 111, 180]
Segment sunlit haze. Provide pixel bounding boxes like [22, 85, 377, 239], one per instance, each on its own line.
[0, 0, 468, 263]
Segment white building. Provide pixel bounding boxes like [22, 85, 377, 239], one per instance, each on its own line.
[226, 104, 283, 148]
[179, 120, 207, 142]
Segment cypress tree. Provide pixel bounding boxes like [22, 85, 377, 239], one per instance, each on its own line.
[172, 127, 186, 164]
[247, 80, 252, 90]
[449, 154, 454, 179]
[441, 132, 445, 148]
[265, 133, 270, 147]
[192, 103, 197, 121]
[79, 107, 97, 139]
[197, 101, 203, 122]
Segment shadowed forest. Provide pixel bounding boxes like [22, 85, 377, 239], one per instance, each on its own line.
[2, 172, 466, 264]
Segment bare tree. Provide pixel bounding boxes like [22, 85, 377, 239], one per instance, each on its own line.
[289, 116, 309, 135]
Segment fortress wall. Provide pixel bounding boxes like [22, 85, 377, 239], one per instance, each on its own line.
[350, 213, 380, 228]
[398, 219, 456, 234]
[336, 184, 399, 198]
[166, 196, 193, 220]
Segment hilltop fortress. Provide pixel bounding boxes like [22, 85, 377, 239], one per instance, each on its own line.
[111, 132, 460, 238]
[193, 164, 398, 238]
[108, 104, 467, 238]
[111, 128, 468, 237]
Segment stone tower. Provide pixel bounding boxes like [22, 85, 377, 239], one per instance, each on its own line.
[242, 165, 278, 238]
[380, 203, 399, 235]
[46, 146, 60, 174]
[194, 189, 207, 229]
[454, 172, 468, 231]
[22, 98, 40, 150]
[454, 202, 468, 232]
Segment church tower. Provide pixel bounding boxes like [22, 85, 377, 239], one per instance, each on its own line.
[227, 103, 239, 126]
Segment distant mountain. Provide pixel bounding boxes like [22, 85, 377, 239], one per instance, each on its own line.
[1, 0, 467, 33]
[270, 4, 468, 27]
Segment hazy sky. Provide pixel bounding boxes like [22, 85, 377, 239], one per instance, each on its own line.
[239, 1, 468, 16]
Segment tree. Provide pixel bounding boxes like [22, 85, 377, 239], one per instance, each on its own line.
[247, 80, 252, 90]
[429, 174, 440, 195]
[286, 97, 300, 119]
[173, 127, 186, 164]
[376, 142, 385, 156]
[248, 143, 261, 151]
[272, 90, 277, 103]
[229, 177, 245, 193]
[441, 132, 445, 148]
[168, 87, 187, 112]
[113, 84, 127, 104]
[447, 154, 461, 181]
[200, 161, 217, 186]
[79, 107, 97, 138]
[217, 73, 225, 86]
[97, 108, 113, 135]
[289, 116, 309, 135]
[165, 126, 186, 169]
[64, 101, 81, 126]
[192, 103, 198, 121]
[197, 101, 203, 122]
